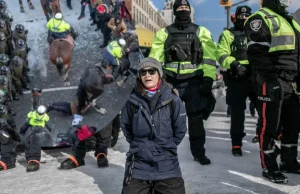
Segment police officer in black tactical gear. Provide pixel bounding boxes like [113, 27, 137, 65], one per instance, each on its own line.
[245, 0, 300, 184]
[149, 0, 217, 165]
[0, 117, 20, 171]
[216, 6, 256, 157]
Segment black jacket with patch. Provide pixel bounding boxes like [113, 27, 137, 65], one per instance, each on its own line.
[245, 14, 300, 80]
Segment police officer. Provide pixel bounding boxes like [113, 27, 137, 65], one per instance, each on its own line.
[0, 1, 13, 26]
[13, 24, 31, 53]
[216, 6, 256, 157]
[0, 19, 9, 37]
[0, 117, 20, 171]
[20, 105, 52, 172]
[0, 32, 8, 54]
[149, 0, 217, 165]
[245, 0, 300, 183]
[1, 65, 18, 101]
[0, 48, 9, 67]
[13, 24, 28, 44]
[103, 38, 127, 77]
[46, 13, 77, 44]
[60, 114, 112, 169]
[11, 56, 29, 95]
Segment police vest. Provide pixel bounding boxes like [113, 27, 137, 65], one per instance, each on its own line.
[249, 8, 300, 52]
[149, 24, 217, 79]
[107, 41, 123, 60]
[229, 29, 248, 62]
[28, 111, 49, 128]
[164, 24, 203, 66]
[14, 48, 27, 60]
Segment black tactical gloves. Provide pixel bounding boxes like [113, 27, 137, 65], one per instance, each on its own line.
[200, 77, 214, 95]
[230, 61, 247, 78]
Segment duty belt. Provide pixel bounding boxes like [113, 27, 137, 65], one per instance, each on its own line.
[164, 63, 198, 70]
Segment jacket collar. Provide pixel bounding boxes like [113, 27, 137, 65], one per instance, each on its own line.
[129, 80, 174, 112]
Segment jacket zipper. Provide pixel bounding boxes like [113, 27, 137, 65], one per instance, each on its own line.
[158, 109, 160, 135]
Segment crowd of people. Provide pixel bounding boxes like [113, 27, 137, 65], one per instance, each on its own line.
[1, 0, 300, 193]
[0, 0, 136, 173]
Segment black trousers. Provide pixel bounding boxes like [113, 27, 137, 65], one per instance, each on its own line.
[166, 76, 213, 158]
[226, 77, 256, 146]
[0, 139, 17, 166]
[24, 127, 49, 162]
[49, 101, 72, 115]
[122, 177, 185, 194]
[102, 24, 112, 46]
[256, 75, 300, 170]
[73, 121, 112, 160]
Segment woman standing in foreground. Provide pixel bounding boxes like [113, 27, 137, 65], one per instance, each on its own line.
[121, 57, 187, 194]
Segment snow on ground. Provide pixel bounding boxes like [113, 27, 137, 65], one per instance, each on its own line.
[1, 1, 300, 194]
[2, 109, 300, 194]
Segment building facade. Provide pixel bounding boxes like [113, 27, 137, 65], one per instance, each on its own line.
[132, 0, 168, 33]
[161, 0, 195, 25]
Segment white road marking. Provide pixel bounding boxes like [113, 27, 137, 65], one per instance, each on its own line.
[212, 111, 257, 118]
[244, 150, 251, 153]
[208, 130, 229, 135]
[23, 86, 78, 94]
[228, 170, 297, 193]
[206, 136, 248, 143]
[221, 182, 258, 194]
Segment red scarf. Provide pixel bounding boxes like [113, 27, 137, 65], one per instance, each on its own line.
[145, 80, 161, 92]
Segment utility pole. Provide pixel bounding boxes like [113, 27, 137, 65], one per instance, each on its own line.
[223, 0, 250, 29]
[226, 6, 231, 29]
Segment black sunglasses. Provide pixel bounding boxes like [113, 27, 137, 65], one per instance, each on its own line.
[139, 68, 157, 76]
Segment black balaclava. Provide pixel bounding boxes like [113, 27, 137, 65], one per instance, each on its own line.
[262, 0, 289, 17]
[173, 0, 191, 28]
[234, 6, 251, 30]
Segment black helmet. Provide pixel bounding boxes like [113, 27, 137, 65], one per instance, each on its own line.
[0, 32, 5, 41]
[0, 104, 7, 114]
[1, 65, 8, 75]
[235, 6, 252, 17]
[233, 6, 252, 28]
[16, 39, 25, 47]
[0, 53, 8, 65]
[12, 56, 21, 66]
[0, 118, 6, 125]
[15, 24, 25, 33]
[0, 19, 5, 28]
[0, 1, 7, 10]
[263, 0, 291, 8]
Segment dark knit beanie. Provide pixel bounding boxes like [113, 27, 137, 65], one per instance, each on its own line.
[173, 0, 191, 13]
[138, 57, 163, 78]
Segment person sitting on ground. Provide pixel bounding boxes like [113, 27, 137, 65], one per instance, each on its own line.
[59, 114, 112, 169]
